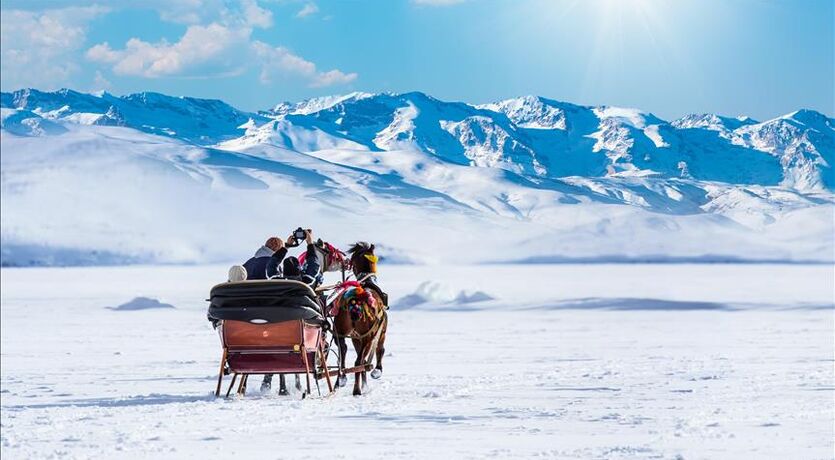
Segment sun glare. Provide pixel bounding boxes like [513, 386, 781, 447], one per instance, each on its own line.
[552, 0, 693, 104]
[595, 0, 663, 30]
[598, 0, 656, 15]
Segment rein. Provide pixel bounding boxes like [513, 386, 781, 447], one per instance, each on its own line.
[315, 272, 372, 294]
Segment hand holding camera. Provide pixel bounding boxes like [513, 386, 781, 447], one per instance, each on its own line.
[286, 227, 312, 247]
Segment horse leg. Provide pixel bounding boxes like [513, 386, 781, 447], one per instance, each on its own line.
[260, 373, 273, 392]
[352, 338, 364, 396]
[278, 374, 288, 396]
[371, 326, 387, 379]
[361, 367, 368, 391]
[352, 359, 363, 396]
[336, 337, 348, 388]
[360, 338, 369, 389]
[294, 374, 302, 391]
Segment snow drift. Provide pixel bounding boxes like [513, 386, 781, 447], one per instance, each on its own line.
[108, 297, 175, 311]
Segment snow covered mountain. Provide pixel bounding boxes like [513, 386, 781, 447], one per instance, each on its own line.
[1, 88, 833, 266]
[234, 92, 833, 190]
[2, 88, 265, 144]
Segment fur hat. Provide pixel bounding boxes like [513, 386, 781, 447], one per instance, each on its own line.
[227, 265, 247, 282]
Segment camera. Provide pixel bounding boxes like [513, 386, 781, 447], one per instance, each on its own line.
[293, 227, 307, 241]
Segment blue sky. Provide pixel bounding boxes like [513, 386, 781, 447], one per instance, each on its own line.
[1, 0, 832, 120]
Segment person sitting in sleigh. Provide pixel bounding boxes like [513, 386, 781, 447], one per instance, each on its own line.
[266, 228, 323, 287]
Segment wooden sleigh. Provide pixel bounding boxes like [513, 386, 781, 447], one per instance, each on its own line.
[207, 280, 335, 398]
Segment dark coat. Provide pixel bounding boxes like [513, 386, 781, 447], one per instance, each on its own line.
[243, 246, 286, 280]
[242, 256, 270, 280]
[266, 247, 288, 279]
[266, 244, 320, 283]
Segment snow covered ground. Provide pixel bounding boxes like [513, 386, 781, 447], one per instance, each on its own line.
[1, 263, 833, 458]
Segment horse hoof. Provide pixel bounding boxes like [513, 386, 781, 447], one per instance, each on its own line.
[337, 375, 347, 387]
[353, 390, 362, 396]
[260, 383, 271, 393]
[278, 388, 289, 396]
[370, 369, 382, 379]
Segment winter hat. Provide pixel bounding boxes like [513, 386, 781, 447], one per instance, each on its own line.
[282, 257, 302, 278]
[228, 265, 247, 282]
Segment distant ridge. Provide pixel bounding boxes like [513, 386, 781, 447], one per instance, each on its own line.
[1, 87, 832, 266]
[3, 87, 832, 190]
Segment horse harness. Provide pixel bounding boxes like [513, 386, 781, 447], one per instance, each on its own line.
[347, 303, 387, 341]
[330, 276, 388, 357]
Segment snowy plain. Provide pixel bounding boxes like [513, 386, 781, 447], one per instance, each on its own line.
[1, 263, 833, 459]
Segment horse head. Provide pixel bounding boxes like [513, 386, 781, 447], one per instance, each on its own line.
[298, 241, 347, 274]
[347, 242, 377, 278]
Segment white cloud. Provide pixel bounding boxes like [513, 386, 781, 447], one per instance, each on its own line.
[120, 0, 269, 27]
[152, 0, 222, 25]
[0, 6, 108, 90]
[411, 0, 467, 6]
[87, 23, 251, 78]
[310, 69, 357, 88]
[295, 2, 319, 18]
[238, 0, 274, 28]
[91, 71, 112, 91]
[6, 0, 228, 26]
[252, 41, 357, 87]
[85, 0, 356, 88]
[3, 1, 355, 89]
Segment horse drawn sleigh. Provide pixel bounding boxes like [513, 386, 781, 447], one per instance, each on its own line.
[206, 241, 388, 398]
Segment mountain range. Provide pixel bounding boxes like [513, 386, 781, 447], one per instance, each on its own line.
[1, 88, 833, 265]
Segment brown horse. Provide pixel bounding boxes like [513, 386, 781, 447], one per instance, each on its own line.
[332, 242, 388, 396]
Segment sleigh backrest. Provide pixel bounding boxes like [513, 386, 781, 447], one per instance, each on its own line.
[222, 319, 319, 351]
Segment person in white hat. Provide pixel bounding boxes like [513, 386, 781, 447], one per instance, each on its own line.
[227, 265, 247, 282]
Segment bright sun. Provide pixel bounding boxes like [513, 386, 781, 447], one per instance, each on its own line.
[597, 0, 661, 26]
